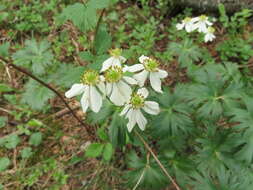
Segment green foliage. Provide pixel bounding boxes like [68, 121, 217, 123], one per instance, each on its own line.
[168, 39, 203, 67]
[0, 42, 10, 57]
[12, 39, 54, 75]
[29, 132, 42, 146]
[21, 147, 33, 159]
[0, 157, 10, 172]
[21, 79, 55, 110]
[0, 116, 7, 128]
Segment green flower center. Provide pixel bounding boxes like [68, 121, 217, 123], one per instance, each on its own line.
[199, 15, 207, 21]
[109, 48, 122, 57]
[130, 93, 145, 109]
[81, 70, 100, 85]
[208, 26, 215, 33]
[105, 66, 123, 83]
[144, 58, 159, 72]
[184, 17, 192, 23]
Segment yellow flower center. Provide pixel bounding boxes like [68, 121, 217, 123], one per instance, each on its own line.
[144, 58, 159, 72]
[81, 70, 100, 85]
[104, 66, 123, 83]
[109, 48, 122, 57]
[130, 93, 145, 109]
[208, 26, 215, 33]
[199, 15, 207, 21]
[184, 17, 192, 23]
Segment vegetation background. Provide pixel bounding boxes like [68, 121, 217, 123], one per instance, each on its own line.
[0, 0, 253, 190]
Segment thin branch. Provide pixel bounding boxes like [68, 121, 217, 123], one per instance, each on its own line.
[0, 56, 94, 139]
[134, 130, 181, 190]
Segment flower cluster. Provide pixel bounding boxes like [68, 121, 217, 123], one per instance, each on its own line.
[65, 49, 168, 132]
[176, 15, 216, 42]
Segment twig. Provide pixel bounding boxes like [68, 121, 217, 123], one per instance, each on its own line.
[0, 107, 12, 114]
[92, 9, 105, 55]
[0, 56, 94, 139]
[134, 130, 181, 190]
[54, 104, 80, 118]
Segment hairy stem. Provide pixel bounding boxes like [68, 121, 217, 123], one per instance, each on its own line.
[0, 56, 94, 139]
[134, 130, 181, 190]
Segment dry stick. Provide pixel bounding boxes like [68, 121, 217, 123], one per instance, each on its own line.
[134, 130, 181, 190]
[0, 56, 94, 138]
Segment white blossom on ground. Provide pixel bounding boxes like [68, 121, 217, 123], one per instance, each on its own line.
[104, 65, 137, 106]
[192, 15, 213, 33]
[124, 55, 168, 93]
[176, 17, 195, 32]
[65, 70, 105, 113]
[120, 88, 160, 132]
[100, 48, 126, 72]
[204, 26, 216, 43]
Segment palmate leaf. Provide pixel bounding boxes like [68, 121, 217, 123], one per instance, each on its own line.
[187, 64, 242, 120]
[125, 151, 168, 189]
[150, 85, 194, 137]
[229, 96, 253, 163]
[12, 39, 53, 75]
[22, 79, 55, 110]
[59, 0, 110, 32]
[168, 38, 203, 67]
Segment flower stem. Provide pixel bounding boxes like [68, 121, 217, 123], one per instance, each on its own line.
[0, 56, 94, 139]
[134, 130, 181, 190]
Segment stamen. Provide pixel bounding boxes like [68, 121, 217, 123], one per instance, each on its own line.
[104, 66, 123, 83]
[81, 70, 100, 85]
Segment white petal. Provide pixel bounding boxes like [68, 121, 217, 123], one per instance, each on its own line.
[96, 81, 106, 95]
[137, 88, 149, 99]
[65, 83, 85, 98]
[135, 110, 147, 131]
[110, 82, 131, 106]
[206, 20, 213, 26]
[150, 72, 162, 93]
[126, 109, 137, 132]
[185, 23, 194, 32]
[117, 80, 132, 101]
[106, 83, 113, 95]
[80, 86, 89, 112]
[120, 104, 130, 116]
[176, 23, 184, 30]
[119, 56, 127, 63]
[158, 69, 168, 78]
[126, 64, 144, 72]
[123, 76, 138, 85]
[191, 17, 200, 22]
[100, 57, 114, 72]
[143, 101, 160, 115]
[133, 70, 148, 87]
[89, 86, 102, 113]
[139, 55, 150, 64]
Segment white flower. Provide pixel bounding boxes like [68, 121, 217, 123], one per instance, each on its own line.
[120, 88, 160, 132]
[100, 48, 126, 72]
[192, 15, 213, 33]
[176, 17, 195, 32]
[65, 70, 105, 113]
[105, 66, 137, 106]
[204, 27, 216, 43]
[124, 55, 168, 93]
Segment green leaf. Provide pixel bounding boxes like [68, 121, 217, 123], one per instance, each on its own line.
[85, 143, 104, 158]
[50, 64, 84, 88]
[29, 132, 42, 146]
[0, 42, 10, 57]
[22, 79, 55, 110]
[0, 83, 13, 92]
[21, 147, 33, 159]
[94, 26, 112, 54]
[0, 157, 10, 172]
[97, 127, 108, 141]
[5, 134, 20, 149]
[12, 39, 53, 75]
[102, 143, 113, 161]
[0, 116, 7, 128]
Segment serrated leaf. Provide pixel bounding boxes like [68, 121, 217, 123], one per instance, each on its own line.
[0, 83, 13, 92]
[94, 26, 112, 54]
[29, 132, 42, 146]
[97, 127, 109, 141]
[22, 79, 55, 110]
[21, 147, 33, 159]
[0, 42, 10, 57]
[85, 143, 104, 158]
[0, 157, 10, 172]
[0, 116, 7, 128]
[12, 39, 53, 75]
[102, 143, 113, 161]
[5, 134, 20, 149]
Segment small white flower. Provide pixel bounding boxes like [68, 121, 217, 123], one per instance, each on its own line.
[192, 15, 213, 33]
[65, 70, 105, 113]
[204, 27, 216, 43]
[124, 55, 168, 93]
[120, 88, 160, 132]
[176, 17, 195, 32]
[105, 66, 137, 106]
[100, 48, 126, 72]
